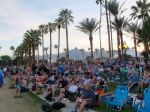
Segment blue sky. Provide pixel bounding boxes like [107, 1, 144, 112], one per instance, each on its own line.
[0, 0, 141, 56]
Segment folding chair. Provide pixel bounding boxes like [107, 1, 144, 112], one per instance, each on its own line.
[107, 86, 129, 111]
[137, 87, 150, 112]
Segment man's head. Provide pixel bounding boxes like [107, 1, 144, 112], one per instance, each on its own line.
[84, 83, 91, 90]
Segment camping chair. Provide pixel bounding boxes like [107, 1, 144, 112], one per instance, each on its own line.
[107, 86, 129, 111]
[137, 87, 150, 112]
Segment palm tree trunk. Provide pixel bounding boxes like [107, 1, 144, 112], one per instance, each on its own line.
[99, 2, 102, 58]
[105, 0, 111, 60]
[32, 44, 35, 64]
[109, 5, 113, 58]
[134, 34, 137, 57]
[38, 45, 39, 65]
[29, 44, 31, 66]
[58, 27, 60, 63]
[116, 18, 121, 57]
[50, 31, 52, 66]
[42, 31, 44, 63]
[65, 19, 69, 61]
[89, 37, 94, 59]
[120, 32, 124, 60]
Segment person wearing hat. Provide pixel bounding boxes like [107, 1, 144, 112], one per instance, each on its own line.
[71, 83, 95, 112]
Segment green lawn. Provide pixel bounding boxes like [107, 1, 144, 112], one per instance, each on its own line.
[92, 82, 136, 112]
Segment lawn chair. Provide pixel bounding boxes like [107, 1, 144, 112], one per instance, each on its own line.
[107, 85, 129, 111]
[137, 87, 150, 112]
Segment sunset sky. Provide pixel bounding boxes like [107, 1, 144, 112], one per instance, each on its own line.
[0, 0, 142, 56]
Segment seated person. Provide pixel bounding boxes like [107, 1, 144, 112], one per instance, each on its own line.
[128, 72, 140, 89]
[77, 74, 91, 96]
[139, 71, 150, 92]
[35, 72, 49, 88]
[56, 81, 78, 102]
[111, 66, 120, 77]
[96, 76, 107, 90]
[46, 76, 68, 102]
[71, 83, 95, 112]
[127, 66, 135, 81]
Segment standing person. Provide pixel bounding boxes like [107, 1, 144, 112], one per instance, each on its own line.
[24, 67, 31, 88]
[32, 64, 37, 76]
[14, 72, 22, 98]
[0, 68, 4, 87]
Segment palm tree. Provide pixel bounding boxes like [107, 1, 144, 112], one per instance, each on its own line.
[75, 47, 78, 60]
[130, 0, 150, 23]
[101, 48, 104, 57]
[59, 9, 74, 61]
[80, 49, 85, 60]
[95, 48, 99, 59]
[55, 17, 63, 63]
[46, 22, 56, 65]
[125, 21, 140, 57]
[104, 0, 111, 59]
[107, 0, 126, 57]
[38, 24, 46, 63]
[44, 47, 49, 63]
[76, 18, 100, 59]
[24, 29, 41, 64]
[111, 16, 130, 59]
[10, 46, 15, 57]
[96, 0, 103, 58]
[54, 44, 58, 57]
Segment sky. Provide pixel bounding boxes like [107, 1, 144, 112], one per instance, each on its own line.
[0, 0, 142, 56]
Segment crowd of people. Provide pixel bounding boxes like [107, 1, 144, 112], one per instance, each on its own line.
[0, 57, 150, 112]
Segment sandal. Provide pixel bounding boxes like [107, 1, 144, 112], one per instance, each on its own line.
[14, 96, 17, 98]
[17, 96, 23, 98]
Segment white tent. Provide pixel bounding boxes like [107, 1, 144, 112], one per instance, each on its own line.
[114, 49, 141, 58]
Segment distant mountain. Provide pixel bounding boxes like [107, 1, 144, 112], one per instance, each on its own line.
[37, 49, 112, 61]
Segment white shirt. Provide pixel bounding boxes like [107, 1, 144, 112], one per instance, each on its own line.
[49, 75, 55, 81]
[68, 85, 78, 93]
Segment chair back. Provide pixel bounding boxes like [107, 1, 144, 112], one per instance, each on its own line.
[115, 86, 128, 102]
[143, 88, 150, 109]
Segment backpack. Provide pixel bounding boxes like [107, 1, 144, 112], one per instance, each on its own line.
[52, 102, 65, 110]
[32, 84, 36, 91]
[45, 92, 52, 101]
[42, 105, 53, 112]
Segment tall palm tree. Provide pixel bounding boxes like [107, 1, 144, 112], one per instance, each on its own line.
[111, 16, 130, 59]
[24, 29, 41, 64]
[44, 47, 49, 63]
[125, 21, 140, 57]
[107, 0, 126, 57]
[59, 9, 74, 61]
[76, 18, 100, 59]
[38, 24, 46, 63]
[80, 49, 85, 60]
[10, 46, 15, 57]
[104, 0, 111, 59]
[130, 0, 150, 23]
[54, 44, 58, 56]
[46, 22, 56, 65]
[95, 48, 99, 59]
[75, 47, 78, 60]
[96, 0, 103, 58]
[55, 17, 63, 63]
